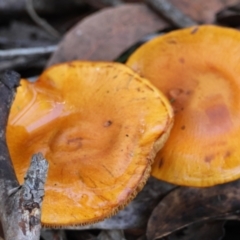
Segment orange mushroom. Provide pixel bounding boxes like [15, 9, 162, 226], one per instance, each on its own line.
[127, 25, 240, 187]
[6, 61, 173, 226]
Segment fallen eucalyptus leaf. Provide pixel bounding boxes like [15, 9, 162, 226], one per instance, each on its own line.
[47, 3, 169, 66]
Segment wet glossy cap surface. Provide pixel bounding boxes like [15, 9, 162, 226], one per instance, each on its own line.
[7, 61, 173, 226]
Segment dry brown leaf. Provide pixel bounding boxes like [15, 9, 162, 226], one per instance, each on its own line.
[170, 0, 239, 23]
[47, 3, 169, 66]
[146, 179, 240, 240]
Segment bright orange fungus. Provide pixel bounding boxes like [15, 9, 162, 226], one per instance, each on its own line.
[127, 25, 240, 187]
[7, 61, 173, 226]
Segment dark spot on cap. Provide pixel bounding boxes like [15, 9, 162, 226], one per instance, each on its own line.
[205, 154, 214, 163]
[68, 63, 75, 68]
[126, 134, 129, 137]
[186, 90, 192, 95]
[224, 151, 232, 158]
[167, 39, 177, 44]
[169, 88, 184, 99]
[205, 104, 232, 133]
[104, 120, 112, 127]
[181, 125, 185, 130]
[158, 158, 164, 168]
[179, 58, 185, 64]
[191, 27, 199, 34]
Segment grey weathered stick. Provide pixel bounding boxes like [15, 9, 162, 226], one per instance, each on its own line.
[0, 46, 57, 58]
[146, 0, 197, 28]
[0, 71, 49, 240]
[3, 154, 48, 240]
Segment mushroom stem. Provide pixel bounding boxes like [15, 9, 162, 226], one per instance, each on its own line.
[0, 71, 49, 240]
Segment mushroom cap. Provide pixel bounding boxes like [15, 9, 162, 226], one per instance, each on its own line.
[7, 61, 173, 226]
[127, 25, 240, 187]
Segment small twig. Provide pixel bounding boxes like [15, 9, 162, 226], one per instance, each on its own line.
[25, 0, 60, 39]
[20, 153, 48, 239]
[0, 46, 57, 58]
[0, 46, 56, 72]
[2, 153, 48, 240]
[146, 0, 197, 28]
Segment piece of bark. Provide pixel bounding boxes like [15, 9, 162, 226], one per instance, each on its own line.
[47, 3, 169, 66]
[0, 71, 49, 240]
[1, 152, 49, 240]
[147, 180, 240, 240]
